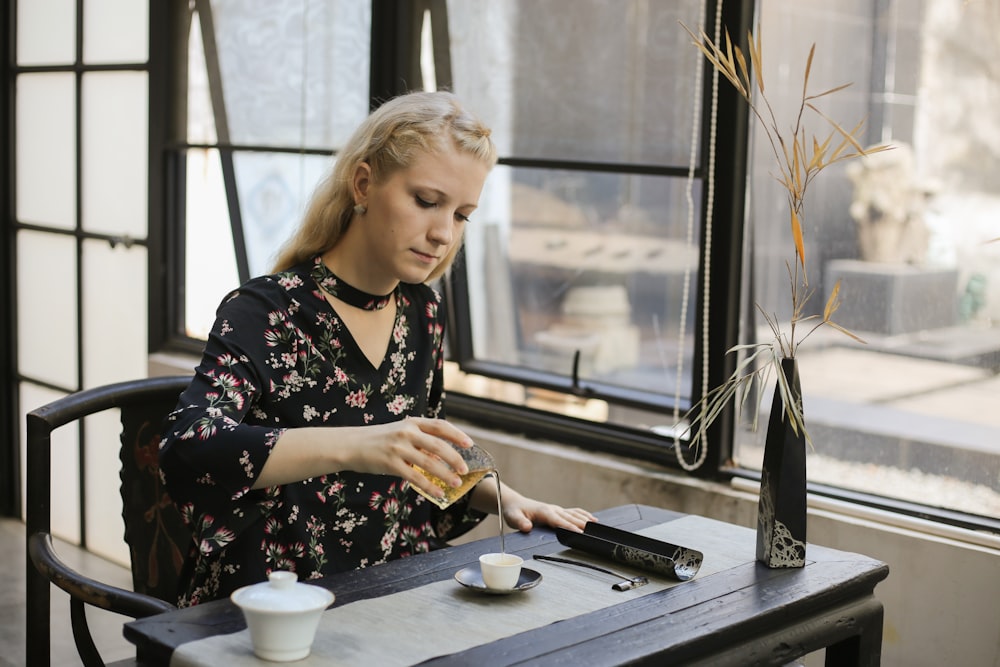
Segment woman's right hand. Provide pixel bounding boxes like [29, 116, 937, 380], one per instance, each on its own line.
[254, 417, 474, 501]
[342, 417, 473, 499]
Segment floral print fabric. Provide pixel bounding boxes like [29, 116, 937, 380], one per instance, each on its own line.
[159, 257, 485, 606]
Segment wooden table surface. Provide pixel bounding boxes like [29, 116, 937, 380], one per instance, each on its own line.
[124, 504, 889, 666]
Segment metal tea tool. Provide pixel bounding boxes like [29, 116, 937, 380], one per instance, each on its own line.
[533, 554, 649, 591]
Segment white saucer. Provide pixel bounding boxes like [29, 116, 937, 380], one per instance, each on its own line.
[454, 566, 542, 595]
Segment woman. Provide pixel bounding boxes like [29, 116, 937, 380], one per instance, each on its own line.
[160, 91, 595, 606]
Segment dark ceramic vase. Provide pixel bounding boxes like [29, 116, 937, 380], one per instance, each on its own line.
[755, 357, 807, 568]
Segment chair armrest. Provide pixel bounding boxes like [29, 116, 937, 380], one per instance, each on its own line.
[28, 532, 176, 619]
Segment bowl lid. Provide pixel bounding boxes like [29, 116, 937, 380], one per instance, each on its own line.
[231, 571, 334, 613]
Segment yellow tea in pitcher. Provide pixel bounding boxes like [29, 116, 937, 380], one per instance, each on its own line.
[412, 466, 493, 509]
[411, 441, 496, 509]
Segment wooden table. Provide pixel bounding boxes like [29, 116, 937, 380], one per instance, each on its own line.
[123, 505, 889, 666]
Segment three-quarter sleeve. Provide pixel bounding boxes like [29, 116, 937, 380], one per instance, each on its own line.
[159, 284, 289, 555]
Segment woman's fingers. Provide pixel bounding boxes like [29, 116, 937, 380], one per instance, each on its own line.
[566, 507, 598, 521]
[398, 458, 453, 501]
[560, 507, 598, 531]
[406, 418, 472, 476]
[507, 502, 597, 533]
[409, 446, 464, 488]
[374, 419, 473, 500]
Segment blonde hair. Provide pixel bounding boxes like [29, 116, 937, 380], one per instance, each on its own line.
[272, 91, 497, 281]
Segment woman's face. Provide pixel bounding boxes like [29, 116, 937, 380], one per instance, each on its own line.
[356, 144, 490, 287]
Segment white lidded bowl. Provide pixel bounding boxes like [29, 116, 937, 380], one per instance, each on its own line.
[230, 570, 334, 662]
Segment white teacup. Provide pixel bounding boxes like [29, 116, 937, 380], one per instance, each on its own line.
[479, 552, 524, 590]
[231, 571, 335, 662]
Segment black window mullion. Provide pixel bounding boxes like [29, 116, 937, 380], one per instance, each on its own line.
[74, 0, 87, 547]
[217, 147, 249, 283]
[1, 0, 19, 517]
[499, 157, 700, 178]
[428, 0, 452, 90]
[370, 0, 428, 104]
[147, 0, 177, 353]
[684, 0, 754, 477]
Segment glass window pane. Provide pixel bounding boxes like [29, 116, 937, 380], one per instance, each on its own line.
[233, 152, 331, 276]
[185, 149, 239, 339]
[205, 0, 371, 148]
[16, 73, 76, 229]
[184, 150, 330, 337]
[83, 0, 148, 64]
[82, 71, 149, 237]
[82, 239, 148, 388]
[17, 230, 79, 389]
[463, 165, 700, 401]
[17, 0, 76, 65]
[446, 0, 708, 432]
[735, 2, 1000, 519]
[187, 9, 218, 145]
[447, 0, 704, 165]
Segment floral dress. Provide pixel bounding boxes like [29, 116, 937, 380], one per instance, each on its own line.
[159, 257, 485, 606]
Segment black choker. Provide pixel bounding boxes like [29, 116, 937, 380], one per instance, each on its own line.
[311, 258, 395, 311]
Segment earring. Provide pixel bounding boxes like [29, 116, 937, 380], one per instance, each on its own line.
[354, 204, 367, 215]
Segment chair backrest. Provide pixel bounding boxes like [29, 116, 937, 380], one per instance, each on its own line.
[118, 384, 193, 601]
[25, 375, 193, 667]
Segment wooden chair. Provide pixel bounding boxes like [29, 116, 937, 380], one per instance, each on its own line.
[25, 375, 194, 667]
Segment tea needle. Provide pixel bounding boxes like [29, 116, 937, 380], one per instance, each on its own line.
[532, 554, 648, 590]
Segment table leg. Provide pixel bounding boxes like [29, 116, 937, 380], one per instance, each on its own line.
[824, 597, 884, 667]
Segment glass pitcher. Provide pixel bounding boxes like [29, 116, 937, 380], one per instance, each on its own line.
[411, 441, 495, 509]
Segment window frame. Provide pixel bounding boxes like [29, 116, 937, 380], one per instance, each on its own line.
[443, 0, 753, 478]
[1, 0, 17, 517]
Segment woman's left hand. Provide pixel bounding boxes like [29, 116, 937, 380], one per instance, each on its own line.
[502, 496, 597, 534]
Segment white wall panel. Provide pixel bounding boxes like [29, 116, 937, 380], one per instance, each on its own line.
[16, 0, 76, 65]
[16, 73, 76, 229]
[84, 409, 131, 566]
[20, 383, 81, 544]
[84, 0, 149, 64]
[81, 72, 149, 237]
[82, 239, 148, 388]
[17, 230, 79, 388]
